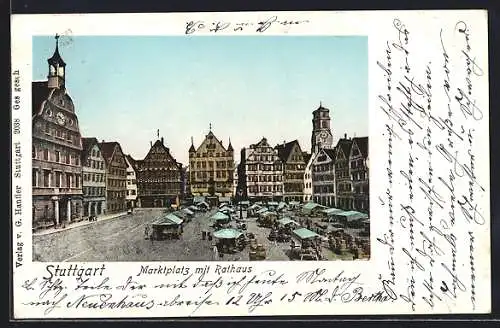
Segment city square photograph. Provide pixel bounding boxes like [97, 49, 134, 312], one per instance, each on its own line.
[31, 35, 369, 262]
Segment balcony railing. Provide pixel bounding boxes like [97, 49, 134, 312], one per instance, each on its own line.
[32, 187, 83, 196]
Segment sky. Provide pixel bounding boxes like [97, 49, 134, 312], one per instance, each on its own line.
[33, 35, 368, 165]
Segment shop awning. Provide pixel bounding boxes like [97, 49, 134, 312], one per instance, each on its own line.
[336, 211, 369, 222]
[262, 211, 277, 217]
[182, 208, 194, 216]
[289, 201, 300, 206]
[267, 201, 279, 206]
[213, 228, 243, 239]
[219, 206, 233, 213]
[154, 213, 184, 226]
[293, 228, 320, 240]
[321, 208, 344, 216]
[210, 211, 230, 221]
[278, 217, 299, 226]
[256, 207, 269, 214]
[301, 202, 327, 215]
[196, 201, 210, 208]
[248, 204, 261, 210]
[193, 196, 205, 203]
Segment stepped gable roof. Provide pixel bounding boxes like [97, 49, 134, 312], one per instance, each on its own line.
[275, 140, 299, 162]
[32, 81, 49, 116]
[353, 136, 368, 157]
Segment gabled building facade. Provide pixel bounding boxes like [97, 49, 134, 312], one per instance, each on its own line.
[311, 148, 336, 207]
[349, 137, 369, 213]
[32, 36, 83, 227]
[303, 152, 315, 203]
[188, 129, 234, 203]
[334, 135, 354, 210]
[240, 137, 283, 201]
[81, 137, 106, 217]
[136, 137, 182, 208]
[275, 140, 307, 202]
[125, 154, 138, 209]
[99, 141, 127, 213]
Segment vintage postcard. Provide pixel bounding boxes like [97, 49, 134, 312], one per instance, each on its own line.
[11, 10, 490, 318]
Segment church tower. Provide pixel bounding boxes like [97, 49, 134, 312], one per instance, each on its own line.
[311, 102, 333, 154]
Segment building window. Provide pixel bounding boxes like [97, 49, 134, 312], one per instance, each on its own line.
[43, 149, 49, 161]
[55, 151, 60, 163]
[32, 169, 38, 187]
[55, 171, 61, 187]
[43, 170, 50, 187]
[66, 173, 71, 188]
[32, 146, 36, 159]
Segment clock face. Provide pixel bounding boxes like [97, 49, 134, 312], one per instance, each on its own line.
[319, 131, 328, 140]
[56, 112, 66, 125]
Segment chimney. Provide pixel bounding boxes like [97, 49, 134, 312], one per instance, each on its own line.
[161, 137, 164, 144]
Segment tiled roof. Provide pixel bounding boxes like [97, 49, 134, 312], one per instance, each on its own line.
[353, 136, 368, 157]
[98, 142, 120, 164]
[323, 148, 336, 160]
[336, 138, 353, 160]
[81, 137, 99, 160]
[275, 140, 299, 162]
[125, 154, 138, 169]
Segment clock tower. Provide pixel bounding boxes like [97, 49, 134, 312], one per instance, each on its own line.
[311, 102, 333, 154]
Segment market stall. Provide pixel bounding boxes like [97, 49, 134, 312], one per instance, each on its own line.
[257, 211, 278, 228]
[213, 228, 245, 253]
[291, 227, 322, 260]
[210, 211, 230, 228]
[151, 214, 184, 240]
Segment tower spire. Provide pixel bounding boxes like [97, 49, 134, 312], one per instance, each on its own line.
[47, 33, 66, 89]
[157, 129, 159, 139]
[209, 123, 212, 132]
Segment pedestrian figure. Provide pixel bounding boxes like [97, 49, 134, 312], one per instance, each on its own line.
[144, 225, 150, 239]
[212, 245, 218, 260]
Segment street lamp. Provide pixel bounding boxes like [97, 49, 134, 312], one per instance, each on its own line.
[238, 188, 243, 220]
